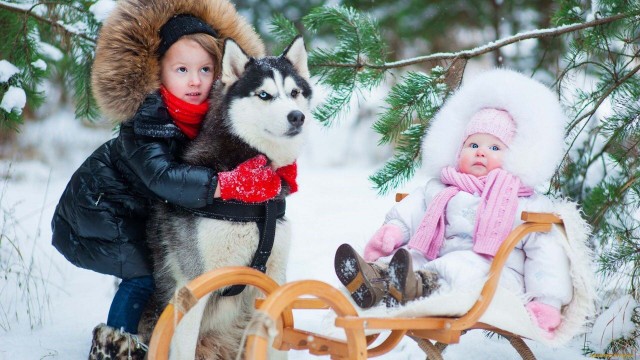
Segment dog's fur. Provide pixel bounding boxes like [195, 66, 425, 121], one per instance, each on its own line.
[138, 37, 312, 359]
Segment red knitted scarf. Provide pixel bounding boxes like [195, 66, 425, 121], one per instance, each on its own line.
[160, 85, 209, 139]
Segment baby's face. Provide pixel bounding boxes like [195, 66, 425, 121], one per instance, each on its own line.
[160, 38, 215, 105]
[458, 133, 506, 177]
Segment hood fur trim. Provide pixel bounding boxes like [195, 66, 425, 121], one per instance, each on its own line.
[91, 0, 265, 122]
[422, 69, 568, 187]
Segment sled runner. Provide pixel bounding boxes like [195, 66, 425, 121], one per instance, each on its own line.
[148, 193, 593, 359]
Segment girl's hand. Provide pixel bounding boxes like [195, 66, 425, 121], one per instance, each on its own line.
[364, 224, 404, 262]
[218, 155, 281, 203]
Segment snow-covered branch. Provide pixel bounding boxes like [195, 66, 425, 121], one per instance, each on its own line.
[0, 0, 95, 44]
[314, 12, 635, 70]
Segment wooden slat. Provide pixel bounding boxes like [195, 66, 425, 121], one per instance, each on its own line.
[520, 211, 562, 224]
[366, 330, 407, 357]
[395, 193, 409, 202]
[256, 298, 329, 309]
[280, 327, 349, 356]
[335, 316, 452, 330]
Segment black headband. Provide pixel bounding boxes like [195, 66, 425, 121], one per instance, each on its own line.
[158, 14, 218, 56]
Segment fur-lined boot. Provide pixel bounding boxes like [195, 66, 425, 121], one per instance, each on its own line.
[386, 248, 440, 307]
[88, 323, 148, 360]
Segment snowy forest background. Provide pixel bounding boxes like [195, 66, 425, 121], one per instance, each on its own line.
[1, 0, 640, 358]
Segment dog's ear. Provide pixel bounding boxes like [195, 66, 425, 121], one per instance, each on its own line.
[221, 38, 251, 86]
[282, 36, 309, 81]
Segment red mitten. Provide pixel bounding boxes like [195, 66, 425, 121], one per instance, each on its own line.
[364, 224, 405, 262]
[276, 162, 298, 194]
[218, 155, 281, 203]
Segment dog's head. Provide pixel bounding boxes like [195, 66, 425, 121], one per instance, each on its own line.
[220, 36, 312, 168]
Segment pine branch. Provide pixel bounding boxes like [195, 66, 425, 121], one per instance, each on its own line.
[590, 175, 640, 229]
[312, 74, 358, 124]
[375, 69, 447, 144]
[313, 12, 635, 70]
[0, 1, 95, 44]
[369, 123, 425, 194]
[564, 60, 640, 152]
[587, 110, 640, 172]
[268, 13, 299, 54]
[299, 5, 386, 125]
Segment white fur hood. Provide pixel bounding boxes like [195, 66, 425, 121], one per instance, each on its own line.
[421, 69, 568, 188]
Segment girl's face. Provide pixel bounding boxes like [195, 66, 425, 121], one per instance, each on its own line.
[160, 38, 215, 105]
[458, 133, 506, 176]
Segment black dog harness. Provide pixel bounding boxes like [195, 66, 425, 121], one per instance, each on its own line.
[179, 198, 286, 296]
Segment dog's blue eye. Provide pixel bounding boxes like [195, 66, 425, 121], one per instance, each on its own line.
[290, 89, 299, 98]
[257, 91, 272, 101]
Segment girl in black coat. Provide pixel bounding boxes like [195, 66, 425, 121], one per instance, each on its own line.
[51, 0, 274, 357]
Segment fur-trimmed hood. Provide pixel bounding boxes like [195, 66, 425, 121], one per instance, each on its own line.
[91, 0, 265, 122]
[421, 69, 568, 188]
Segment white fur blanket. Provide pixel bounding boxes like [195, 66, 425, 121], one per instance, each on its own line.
[333, 201, 595, 347]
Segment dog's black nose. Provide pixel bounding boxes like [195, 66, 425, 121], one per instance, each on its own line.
[287, 111, 305, 127]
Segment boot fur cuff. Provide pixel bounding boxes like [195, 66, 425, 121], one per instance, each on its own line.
[89, 323, 148, 360]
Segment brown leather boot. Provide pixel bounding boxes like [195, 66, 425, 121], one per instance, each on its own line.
[335, 243, 388, 309]
[386, 248, 440, 307]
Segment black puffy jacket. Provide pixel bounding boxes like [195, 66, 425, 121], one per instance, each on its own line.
[51, 94, 217, 279]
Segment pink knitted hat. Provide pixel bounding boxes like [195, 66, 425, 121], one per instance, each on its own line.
[463, 108, 516, 146]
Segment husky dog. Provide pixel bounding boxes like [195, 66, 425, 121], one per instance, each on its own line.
[140, 36, 311, 359]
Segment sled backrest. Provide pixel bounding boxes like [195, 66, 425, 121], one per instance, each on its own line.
[396, 193, 409, 202]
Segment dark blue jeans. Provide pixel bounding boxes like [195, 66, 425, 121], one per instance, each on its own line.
[107, 275, 155, 334]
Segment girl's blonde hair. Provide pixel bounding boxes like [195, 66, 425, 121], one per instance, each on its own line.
[175, 33, 223, 79]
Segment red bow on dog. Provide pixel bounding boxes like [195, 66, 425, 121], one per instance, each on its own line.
[276, 162, 298, 194]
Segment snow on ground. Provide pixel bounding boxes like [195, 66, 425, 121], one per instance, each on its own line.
[0, 111, 592, 359]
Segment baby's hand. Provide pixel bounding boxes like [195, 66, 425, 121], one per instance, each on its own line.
[364, 224, 404, 262]
[526, 301, 561, 339]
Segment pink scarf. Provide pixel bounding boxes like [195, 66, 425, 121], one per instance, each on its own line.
[408, 167, 534, 260]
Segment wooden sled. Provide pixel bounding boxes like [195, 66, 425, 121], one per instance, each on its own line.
[147, 193, 566, 359]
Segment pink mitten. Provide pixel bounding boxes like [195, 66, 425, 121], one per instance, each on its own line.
[363, 224, 404, 262]
[526, 301, 562, 339]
